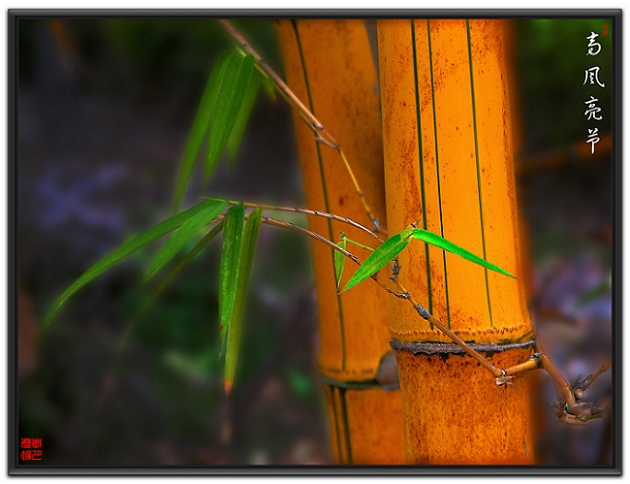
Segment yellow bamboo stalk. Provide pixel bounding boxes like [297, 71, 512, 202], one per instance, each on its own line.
[378, 18, 535, 464]
[275, 19, 405, 464]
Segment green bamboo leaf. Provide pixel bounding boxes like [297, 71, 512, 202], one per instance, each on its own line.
[238, 209, 263, 286]
[576, 279, 611, 308]
[116, 221, 225, 358]
[174, 53, 232, 212]
[224, 207, 263, 394]
[44, 198, 227, 327]
[261, 74, 276, 101]
[409, 228, 515, 278]
[144, 199, 228, 281]
[226, 69, 262, 161]
[218, 204, 245, 356]
[342, 233, 409, 293]
[205, 52, 256, 180]
[334, 232, 347, 290]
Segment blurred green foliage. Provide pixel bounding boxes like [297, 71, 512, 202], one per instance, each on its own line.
[100, 18, 282, 86]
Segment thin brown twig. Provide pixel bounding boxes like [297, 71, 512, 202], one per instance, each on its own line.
[537, 352, 603, 425]
[386, 258, 610, 412]
[538, 353, 579, 410]
[214, 21, 608, 411]
[218, 19, 383, 233]
[337, 148, 380, 232]
[261, 216, 359, 263]
[218, 19, 328, 137]
[227, 200, 385, 244]
[259, 215, 406, 298]
[574, 357, 611, 398]
[391, 279, 504, 379]
[221, 204, 608, 424]
[504, 356, 540, 377]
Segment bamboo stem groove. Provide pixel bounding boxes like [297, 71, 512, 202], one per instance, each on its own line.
[233, 16, 608, 465]
[378, 19, 535, 464]
[275, 19, 405, 464]
[269, 15, 606, 465]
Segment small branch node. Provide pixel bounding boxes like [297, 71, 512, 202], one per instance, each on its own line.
[495, 370, 516, 387]
[390, 260, 401, 282]
[414, 304, 430, 319]
[556, 401, 602, 426]
[314, 136, 337, 149]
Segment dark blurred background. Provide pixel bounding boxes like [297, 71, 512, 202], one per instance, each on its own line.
[14, 17, 613, 467]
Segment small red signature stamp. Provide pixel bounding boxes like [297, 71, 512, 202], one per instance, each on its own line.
[20, 438, 43, 462]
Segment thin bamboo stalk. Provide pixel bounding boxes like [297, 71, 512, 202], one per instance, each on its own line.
[378, 18, 535, 464]
[275, 19, 405, 464]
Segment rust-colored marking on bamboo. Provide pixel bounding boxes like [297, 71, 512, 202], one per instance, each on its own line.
[378, 18, 535, 464]
[276, 18, 391, 381]
[394, 348, 535, 464]
[276, 19, 405, 465]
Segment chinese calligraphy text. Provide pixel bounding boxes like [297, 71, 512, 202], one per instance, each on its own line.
[583, 30, 605, 154]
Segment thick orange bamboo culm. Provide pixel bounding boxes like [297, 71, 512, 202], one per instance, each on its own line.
[378, 19, 535, 464]
[275, 19, 405, 464]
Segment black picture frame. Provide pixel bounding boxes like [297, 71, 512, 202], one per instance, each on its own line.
[8, 9, 622, 476]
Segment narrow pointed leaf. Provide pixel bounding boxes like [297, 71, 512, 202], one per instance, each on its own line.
[342, 233, 409, 293]
[174, 54, 232, 211]
[409, 228, 515, 278]
[218, 204, 245, 355]
[261, 74, 276, 101]
[238, 209, 263, 287]
[205, 52, 256, 180]
[44, 198, 226, 327]
[226, 69, 262, 161]
[116, 221, 225, 357]
[334, 232, 347, 289]
[224, 207, 263, 393]
[576, 280, 611, 308]
[144, 199, 228, 281]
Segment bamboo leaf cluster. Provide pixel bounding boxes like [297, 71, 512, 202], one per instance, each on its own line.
[44, 45, 515, 394]
[342, 226, 514, 293]
[174, 50, 266, 211]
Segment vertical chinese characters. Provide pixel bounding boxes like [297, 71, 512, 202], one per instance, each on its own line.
[583, 30, 605, 154]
